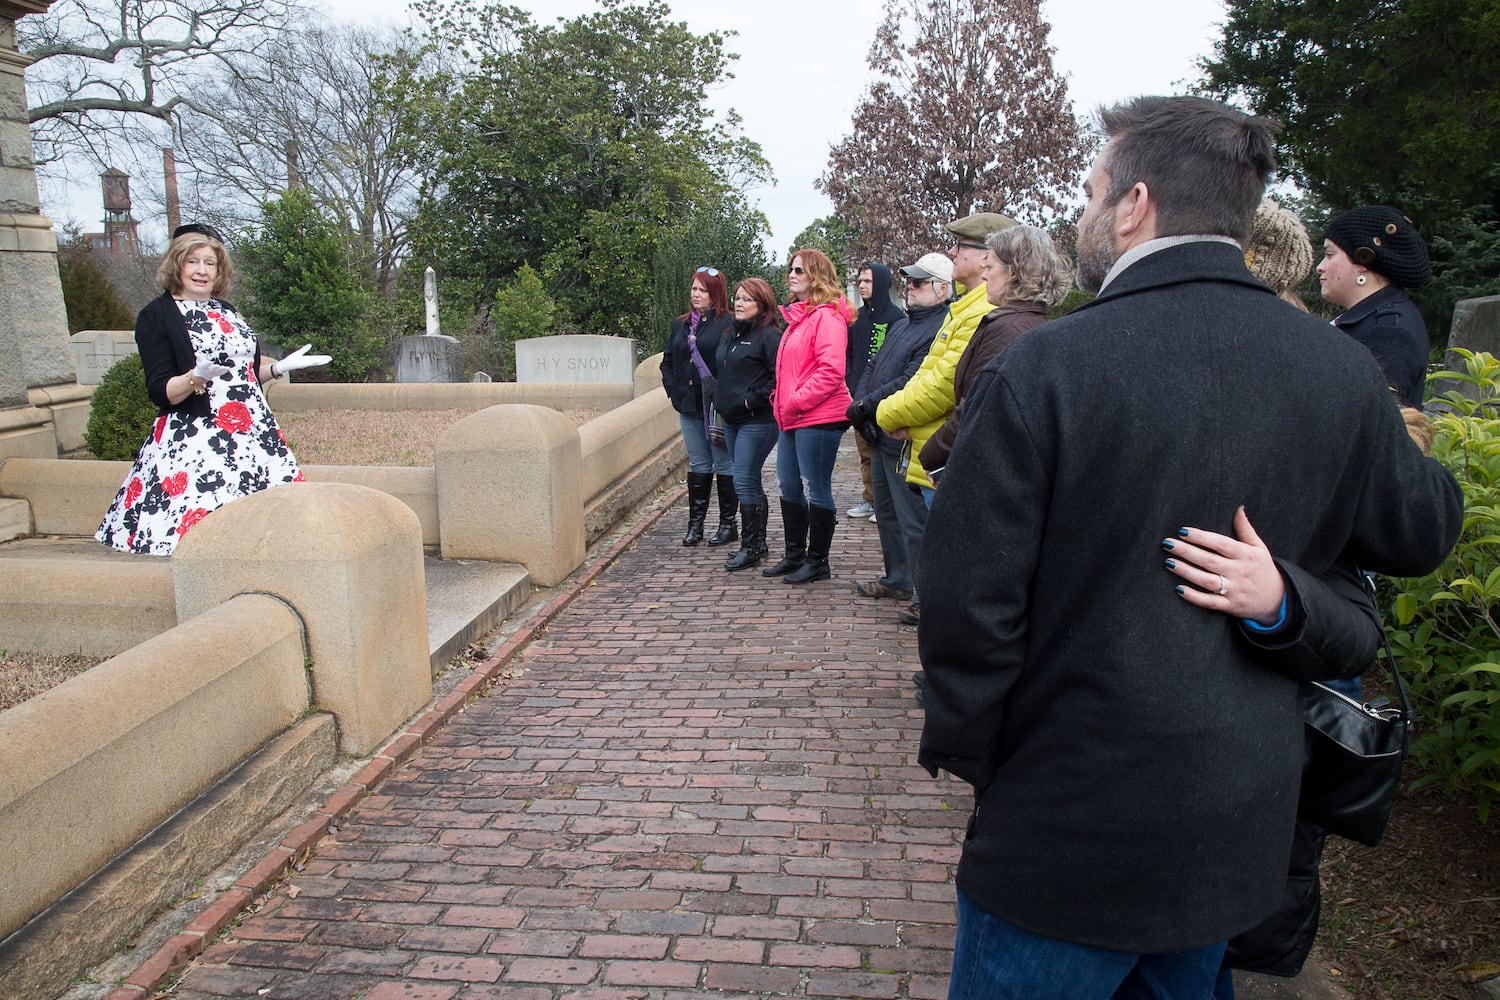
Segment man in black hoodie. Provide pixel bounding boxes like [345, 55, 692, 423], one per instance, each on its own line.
[845, 263, 904, 521]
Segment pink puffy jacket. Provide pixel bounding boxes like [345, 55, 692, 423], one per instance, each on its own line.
[772, 297, 855, 431]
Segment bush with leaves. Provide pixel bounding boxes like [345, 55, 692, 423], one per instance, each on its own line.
[1381, 349, 1500, 823]
[84, 354, 156, 461]
[239, 189, 382, 381]
[487, 264, 556, 380]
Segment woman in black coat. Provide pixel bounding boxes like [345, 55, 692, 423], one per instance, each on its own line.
[1317, 206, 1432, 406]
[660, 266, 736, 546]
[714, 277, 783, 571]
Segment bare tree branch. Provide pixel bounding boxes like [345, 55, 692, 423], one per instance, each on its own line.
[20, 0, 304, 169]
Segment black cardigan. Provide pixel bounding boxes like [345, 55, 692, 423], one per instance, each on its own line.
[135, 292, 262, 420]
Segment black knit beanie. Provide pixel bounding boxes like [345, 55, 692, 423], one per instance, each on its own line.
[1323, 206, 1431, 289]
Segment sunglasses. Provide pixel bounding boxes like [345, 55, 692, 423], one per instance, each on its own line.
[906, 277, 931, 288]
[695, 266, 720, 276]
[788, 266, 807, 275]
[955, 241, 987, 252]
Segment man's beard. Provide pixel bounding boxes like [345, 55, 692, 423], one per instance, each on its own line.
[1076, 203, 1119, 294]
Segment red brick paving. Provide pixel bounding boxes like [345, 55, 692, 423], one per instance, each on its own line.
[163, 458, 964, 998]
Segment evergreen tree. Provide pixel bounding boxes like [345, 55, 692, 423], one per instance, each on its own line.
[238, 189, 381, 381]
[1200, 0, 1500, 341]
[57, 245, 134, 334]
[393, 0, 771, 337]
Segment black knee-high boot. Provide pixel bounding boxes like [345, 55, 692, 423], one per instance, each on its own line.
[682, 472, 712, 546]
[725, 501, 767, 571]
[707, 474, 739, 547]
[785, 504, 834, 584]
[762, 499, 808, 576]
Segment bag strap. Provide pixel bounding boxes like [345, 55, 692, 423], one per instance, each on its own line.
[1358, 570, 1413, 727]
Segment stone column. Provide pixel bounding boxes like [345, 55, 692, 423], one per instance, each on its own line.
[0, 1, 76, 458]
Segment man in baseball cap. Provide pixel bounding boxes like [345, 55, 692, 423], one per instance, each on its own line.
[847, 250, 955, 620]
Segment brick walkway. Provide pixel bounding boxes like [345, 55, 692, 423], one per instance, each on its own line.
[169, 451, 964, 999]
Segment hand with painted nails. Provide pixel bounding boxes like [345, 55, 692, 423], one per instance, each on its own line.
[1164, 506, 1286, 626]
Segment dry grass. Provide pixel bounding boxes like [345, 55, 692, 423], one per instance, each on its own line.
[0, 651, 105, 711]
[275, 407, 605, 466]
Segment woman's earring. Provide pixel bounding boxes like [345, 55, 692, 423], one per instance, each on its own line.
[1356, 273, 1367, 286]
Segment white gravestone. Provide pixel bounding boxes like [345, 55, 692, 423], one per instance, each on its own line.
[394, 264, 464, 382]
[515, 335, 636, 384]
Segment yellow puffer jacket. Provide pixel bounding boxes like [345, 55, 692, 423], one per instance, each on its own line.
[875, 283, 993, 487]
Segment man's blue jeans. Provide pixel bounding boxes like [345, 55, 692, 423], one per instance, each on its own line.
[948, 888, 1226, 1000]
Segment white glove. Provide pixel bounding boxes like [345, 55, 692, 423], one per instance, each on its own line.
[271, 343, 332, 377]
[191, 360, 233, 381]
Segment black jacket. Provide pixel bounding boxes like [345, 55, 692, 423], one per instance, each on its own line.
[852, 299, 947, 456]
[660, 310, 732, 415]
[137, 291, 261, 420]
[713, 318, 781, 426]
[846, 262, 903, 394]
[918, 239, 1461, 953]
[1334, 284, 1430, 407]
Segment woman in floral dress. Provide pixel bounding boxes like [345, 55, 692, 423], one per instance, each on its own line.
[96, 224, 328, 555]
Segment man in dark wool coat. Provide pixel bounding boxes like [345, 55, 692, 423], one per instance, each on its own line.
[917, 95, 1463, 999]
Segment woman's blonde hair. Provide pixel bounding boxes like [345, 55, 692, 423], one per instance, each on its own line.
[157, 233, 234, 297]
[1401, 406, 1434, 455]
[789, 248, 844, 308]
[986, 226, 1073, 308]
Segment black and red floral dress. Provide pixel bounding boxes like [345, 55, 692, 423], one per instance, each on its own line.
[96, 299, 303, 555]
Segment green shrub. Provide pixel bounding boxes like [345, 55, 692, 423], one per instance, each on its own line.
[84, 354, 157, 460]
[1381, 349, 1500, 822]
[58, 246, 133, 334]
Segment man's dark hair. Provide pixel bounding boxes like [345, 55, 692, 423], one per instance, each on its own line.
[1098, 96, 1279, 242]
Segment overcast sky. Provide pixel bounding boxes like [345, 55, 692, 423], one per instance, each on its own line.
[41, 0, 1229, 254]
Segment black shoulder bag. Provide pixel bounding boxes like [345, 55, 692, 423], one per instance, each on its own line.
[1296, 573, 1411, 848]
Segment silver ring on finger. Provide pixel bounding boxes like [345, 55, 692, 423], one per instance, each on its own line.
[1217, 574, 1228, 596]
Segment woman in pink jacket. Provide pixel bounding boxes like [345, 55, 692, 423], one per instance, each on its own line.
[764, 248, 855, 584]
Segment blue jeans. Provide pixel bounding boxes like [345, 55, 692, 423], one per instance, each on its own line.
[723, 420, 777, 505]
[776, 425, 844, 511]
[679, 410, 731, 476]
[949, 888, 1226, 1000]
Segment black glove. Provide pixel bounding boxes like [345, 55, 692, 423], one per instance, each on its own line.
[845, 399, 870, 424]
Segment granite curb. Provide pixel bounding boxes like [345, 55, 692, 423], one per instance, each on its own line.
[97, 484, 686, 1000]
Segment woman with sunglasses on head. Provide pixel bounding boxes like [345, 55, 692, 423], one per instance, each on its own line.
[661, 265, 737, 547]
[715, 278, 784, 571]
[764, 249, 855, 584]
[96, 223, 330, 555]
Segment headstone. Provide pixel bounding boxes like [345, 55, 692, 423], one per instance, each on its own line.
[394, 334, 464, 383]
[1440, 295, 1500, 408]
[515, 335, 636, 384]
[424, 266, 440, 337]
[469, 371, 492, 383]
[69, 330, 137, 384]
